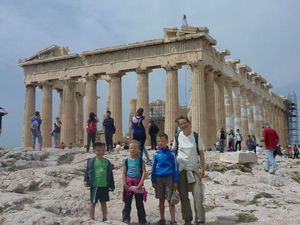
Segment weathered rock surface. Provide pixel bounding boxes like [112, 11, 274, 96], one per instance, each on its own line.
[0, 147, 300, 225]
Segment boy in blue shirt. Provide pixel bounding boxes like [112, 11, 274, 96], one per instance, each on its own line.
[151, 133, 179, 225]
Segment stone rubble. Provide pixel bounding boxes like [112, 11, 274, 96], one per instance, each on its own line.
[0, 147, 299, 225]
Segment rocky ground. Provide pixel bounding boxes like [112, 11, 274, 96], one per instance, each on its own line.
[0, 147, 300, 225]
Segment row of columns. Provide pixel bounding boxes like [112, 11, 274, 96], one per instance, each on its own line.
[23, 79, 94, 148]
[190, 62, 288, 149]
[23, 61, 289, 149]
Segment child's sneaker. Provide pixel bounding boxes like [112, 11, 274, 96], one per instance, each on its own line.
[170, 221, 178, 225]
[157, 219, 166, 225]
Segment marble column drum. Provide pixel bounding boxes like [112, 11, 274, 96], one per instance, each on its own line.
[41, 82, 52, 148]
[164, 66, 179, 141]
[23, 85, 36, 147]
[191, 62, 207, 149]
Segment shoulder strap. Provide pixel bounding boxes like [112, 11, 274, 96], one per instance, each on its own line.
[125, 158, 128, 174]
[174, 131, 181, 156]
[139, 156, 143, 172]
[193, 132, 200, 155]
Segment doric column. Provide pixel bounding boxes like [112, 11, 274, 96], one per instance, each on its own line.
[75, 92, 84, 146]
[232, 84, 242, 132]
[214, 74, 226, 132]
[247, 91, 255, 135]
[85, 76, 97, 115]
[224, 80, 234, 132]
[129, 98, 137, 138]
[164, 65, 179, 140]
[56, 90, 63, 120]
[136, 69, 152, 145]
[85, 76, 97, 145]
[23, 85, 36, 147]
[253, 95, 263, 139]
[258, 98, 264, 136]
[106, 79, 111, 111]
[264, 101, 271, 125]
[262, 99, 268, 125]
[205, 69, 217, 149]
[110, 74, 123, 143]
[190, 61, 207, 148]
[270, 103, 276, 129]
[240, 88, 249, 138]
[41, 82, 53, 147]
[61, 80, 76, 145]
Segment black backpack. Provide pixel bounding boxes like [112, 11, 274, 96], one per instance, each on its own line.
[173, 131, 200, 156]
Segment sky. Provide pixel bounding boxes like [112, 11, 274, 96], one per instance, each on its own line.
[0, 0, 300, 147]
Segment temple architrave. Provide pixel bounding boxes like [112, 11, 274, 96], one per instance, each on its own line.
[18, 26, 289, 149]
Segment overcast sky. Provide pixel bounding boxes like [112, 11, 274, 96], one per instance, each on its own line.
[0, 0, 299, 147]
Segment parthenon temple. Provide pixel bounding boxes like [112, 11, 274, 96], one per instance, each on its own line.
[18, 26, 289, 149]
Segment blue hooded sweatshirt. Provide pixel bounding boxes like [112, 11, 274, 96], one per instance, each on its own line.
[151, 147, 179, 184]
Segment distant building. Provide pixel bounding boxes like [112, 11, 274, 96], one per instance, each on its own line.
[149, 99, 187, 134]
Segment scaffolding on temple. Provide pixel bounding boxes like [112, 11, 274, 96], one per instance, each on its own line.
[287, 92, 299, 145]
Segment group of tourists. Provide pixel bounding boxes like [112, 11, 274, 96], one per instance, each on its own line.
[283, 144, 300, 159]
[85, 115, 206, 225]
[26, 106, 297, 224]
[216, 128, 245, 152]
[29, 110, 116, 152]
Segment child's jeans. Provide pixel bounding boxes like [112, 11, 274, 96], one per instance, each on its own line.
[122, 192, 146, 223]
[122, 176, 147, 223]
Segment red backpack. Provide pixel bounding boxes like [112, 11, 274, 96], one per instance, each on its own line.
[86, 120, 97, 134]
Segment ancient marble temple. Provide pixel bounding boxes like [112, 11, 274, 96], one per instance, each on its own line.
[18, 26, 289, 148]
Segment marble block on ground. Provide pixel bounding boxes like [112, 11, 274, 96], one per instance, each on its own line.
[220, 151, 258, 164]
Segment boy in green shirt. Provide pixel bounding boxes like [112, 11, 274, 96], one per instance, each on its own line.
[84, 142, 115, 221]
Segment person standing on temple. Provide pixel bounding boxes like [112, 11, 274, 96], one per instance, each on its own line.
[31, 111, 42, 151]
[0, 107, 8, 136]
[216, 128, 226, 153]
[86, 112, 98, 153]
[102, 111, 116, 152]
[131, 108, 146, 158]
[149, 120, 159, 150]
[227, 129, 235, 151]
[52, 117, 62, 148]
[235, 129, 243, 151]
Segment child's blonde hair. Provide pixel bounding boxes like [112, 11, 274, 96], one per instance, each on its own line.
[129, 140, 141, 155]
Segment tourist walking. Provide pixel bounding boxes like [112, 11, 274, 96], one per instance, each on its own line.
[216, 128, 226, 153]
[227, 129, 235, 151]
[0, 107, 8, 136]
[246, 135, 254, 151]
[151, 133, 179, 225]
[149, 120, 159, 150]
[261, 124, 279, 174]
[122, 140, 147, 225]
[235, 129, 243, 151]
[84, 142, 115, 222]
[293, 145, 299, 159]
[131, 108, 146, 158]
[52, 117, 61, 148]
[102, 111, 116, 152]
[251, 135, 257, 153]
[172, 115, 205, 225]
[31, 111, 42, 151]
[86, 112, 98, 152]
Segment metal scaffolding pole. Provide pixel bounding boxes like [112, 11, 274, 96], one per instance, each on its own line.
[287, 92, 299, 145]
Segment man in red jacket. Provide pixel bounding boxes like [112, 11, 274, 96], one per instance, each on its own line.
[261, 124, 279, 174]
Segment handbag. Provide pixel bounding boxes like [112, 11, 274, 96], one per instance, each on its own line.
[170, 190, 180, 205]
